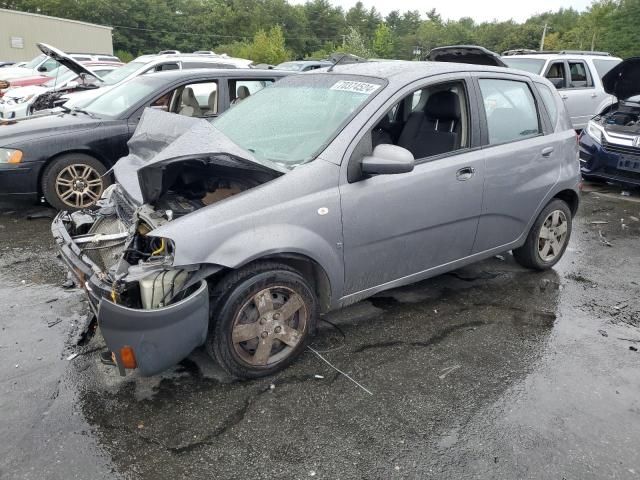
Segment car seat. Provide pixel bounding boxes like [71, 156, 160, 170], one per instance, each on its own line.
[179, 87, 202, 117]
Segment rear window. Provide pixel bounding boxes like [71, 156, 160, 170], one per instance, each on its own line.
[592, 58, 621, 78]
[501, 58, 546, 74]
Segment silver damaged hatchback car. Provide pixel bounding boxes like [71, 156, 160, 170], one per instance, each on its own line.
[53, 61, 580, 378]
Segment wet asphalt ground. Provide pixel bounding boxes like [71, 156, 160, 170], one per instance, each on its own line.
[1, 183, 639, 480]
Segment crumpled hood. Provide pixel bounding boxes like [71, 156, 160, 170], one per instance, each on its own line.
[602, 57, 640, 100]
[114, 108, 287, 205]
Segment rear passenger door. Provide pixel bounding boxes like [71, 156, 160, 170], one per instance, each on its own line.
[561, 59, 599, 129]
[471, 74, 563, 253]
[222, 78, 276, 111]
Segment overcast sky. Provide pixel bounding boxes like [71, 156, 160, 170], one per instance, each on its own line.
[290, 0, 593, 23]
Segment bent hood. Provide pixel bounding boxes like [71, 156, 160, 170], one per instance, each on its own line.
[602, 56, 640, 100]
[427, 45, 507, 67]
[114, 109, 287, 205]
[37, 43, 104, 83]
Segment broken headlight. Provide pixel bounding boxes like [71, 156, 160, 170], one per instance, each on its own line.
[586, 120, 604, 145]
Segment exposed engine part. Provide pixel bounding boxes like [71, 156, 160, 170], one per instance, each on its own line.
[80, 216, 129, 271]
[139, 269, 188, 309]
[155, 193, 204, 218]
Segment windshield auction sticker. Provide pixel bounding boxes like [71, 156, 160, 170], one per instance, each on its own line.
[330, 80, 380, 95]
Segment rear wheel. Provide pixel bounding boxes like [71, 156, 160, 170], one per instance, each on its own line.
[206, 262, 318, 379]
[513, 199, 572, 270]
[41, 153, 110, 210]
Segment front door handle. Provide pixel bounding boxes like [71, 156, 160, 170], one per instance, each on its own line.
[541, 147, 555, 157]
[456, 166, 475, 181]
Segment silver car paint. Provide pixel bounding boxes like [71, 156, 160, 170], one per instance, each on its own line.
[145, 62, 580, 311]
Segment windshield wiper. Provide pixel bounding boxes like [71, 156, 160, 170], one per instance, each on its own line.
[71, 107, 96, 118]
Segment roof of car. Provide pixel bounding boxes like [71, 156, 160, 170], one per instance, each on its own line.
[322, 60, 517, 84]
[502, 53, 623, 61]
[140, 68, 291, 82]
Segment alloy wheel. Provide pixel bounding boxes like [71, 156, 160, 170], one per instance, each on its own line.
[55, 163, 104, 209]
[231, 286, 308, 367]
[538, 210, 568, 262]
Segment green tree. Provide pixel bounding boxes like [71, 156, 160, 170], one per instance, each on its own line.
[340, 26, 372, 58]
[372, 23, 394, 58]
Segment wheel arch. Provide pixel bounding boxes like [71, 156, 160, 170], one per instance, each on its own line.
[246, 253, 332, 314]
[552, 189, 579, 216]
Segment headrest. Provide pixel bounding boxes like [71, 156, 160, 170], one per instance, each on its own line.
[208, 89, 217, 108]
[182, 87, 196, 103]
[424, 91, 460, 120]
[237, 86, 250, 99]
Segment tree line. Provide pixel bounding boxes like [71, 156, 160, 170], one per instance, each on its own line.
[2, 0, 639, 64]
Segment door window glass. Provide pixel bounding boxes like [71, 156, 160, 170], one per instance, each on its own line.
[39, 58, 59, 72]
[164, 81, 218, 117]
[229, 79, 274, 105]
[479, 79, 541, 145]
[545, 62, 567, 89]
[155, 62, 179, 72]
[568, 61, 592, 88]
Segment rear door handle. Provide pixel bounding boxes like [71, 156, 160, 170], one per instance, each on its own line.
[456, 166, 475, 181]
[541, 147, 555, 157]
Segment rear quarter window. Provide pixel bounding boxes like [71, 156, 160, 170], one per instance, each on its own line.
[535, 83, 558, 127]
[592, 58, 622, 79]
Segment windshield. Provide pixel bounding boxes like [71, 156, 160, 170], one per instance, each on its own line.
[84, 76, 161, 118]
[214, 75, 384, 167]
[44, 67, 75, 87]
[502, 58, 546, 74]
[100, 61, 147, 85]
[275, 62, 304, 71]
[23, 54, 47, 70]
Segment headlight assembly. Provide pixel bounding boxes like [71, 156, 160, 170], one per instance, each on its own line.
[15, 94, 34, 104]
[586, 120, 604, 144]
[0, 148, 22, 164]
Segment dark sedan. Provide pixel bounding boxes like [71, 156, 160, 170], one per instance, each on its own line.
[0, 69, 288, 209]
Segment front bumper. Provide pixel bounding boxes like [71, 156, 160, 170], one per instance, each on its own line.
[0, 101, 29, 119]
[52, 212, 210, 376]
[579, 132, 640, 187]
[0, 161, 43, 197]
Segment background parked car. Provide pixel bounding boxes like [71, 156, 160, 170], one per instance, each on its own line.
[579, 56, 640, 187]
[0, 63, 121, 120]
[56, 50, 252, 111]
[502, 51, 622, 129]
[0, 69, 287, 210]
[0, 50, 120, 80]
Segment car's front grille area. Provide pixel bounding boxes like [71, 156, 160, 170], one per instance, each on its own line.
[82, 216, 128, 271]
[604, 167, 640, 181]
[111, 186, 135, 226]
[602, 139, 640, 157]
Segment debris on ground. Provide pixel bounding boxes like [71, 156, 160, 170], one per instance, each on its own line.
[598, 329, 608, 337]
[307, 346, 373, 396]
[439, 365, 461, 379]
[590, 220, 609, 225]
[66, 352, 80, 361]
[630, 216, 639, 222]
[47, 318, 62, 328]
[314, 374, 324, 379]
[598, 230, 612, 247]
[495, 255, 505, 261]
[621, 191, 631, 196]
[630, 346, 638, 352]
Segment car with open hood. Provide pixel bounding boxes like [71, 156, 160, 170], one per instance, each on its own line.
[51, 50, 252, 112]
[52, 61, 580, 379]
[0, 62, 122, 120]
[579, 57, 640, 187]
[501, 51, 622, 130]
[0, 68, 287, 210]
[0, 45, 120, 81]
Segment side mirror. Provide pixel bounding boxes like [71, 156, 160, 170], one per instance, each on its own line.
[361, 144, 415, 175]
[37, 65, 48, 72]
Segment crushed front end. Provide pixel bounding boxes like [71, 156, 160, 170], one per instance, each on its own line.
[52, 184, 212, 376]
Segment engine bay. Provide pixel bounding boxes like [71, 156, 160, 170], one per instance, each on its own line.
[599, 101, 640, 135]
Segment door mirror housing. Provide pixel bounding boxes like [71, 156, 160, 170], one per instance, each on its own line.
[361, 144, 415, 175]
[37, 65, 48, 72]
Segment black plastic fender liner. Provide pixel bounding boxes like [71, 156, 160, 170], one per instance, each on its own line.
[97, 280, 209, 376]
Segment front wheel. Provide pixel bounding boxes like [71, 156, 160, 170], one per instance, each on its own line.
[41, 153, 110, 210]
[206, 263, 318, 379]
[513, 199, 572, 270]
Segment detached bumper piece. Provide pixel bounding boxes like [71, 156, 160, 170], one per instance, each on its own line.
[98, 280, 209, 376]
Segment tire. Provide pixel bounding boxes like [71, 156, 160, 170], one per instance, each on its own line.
[513, 199, 573, 271]
[41, 153, 111, 211]
[206, 262, 318, 379]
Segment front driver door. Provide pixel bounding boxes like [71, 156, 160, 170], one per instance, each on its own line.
[339, 76, 485, 299]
